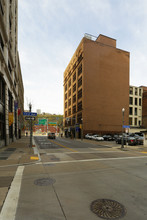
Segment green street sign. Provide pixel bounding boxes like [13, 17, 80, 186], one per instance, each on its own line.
[48, 122, 57, 126]
[38, 119, 47, 125]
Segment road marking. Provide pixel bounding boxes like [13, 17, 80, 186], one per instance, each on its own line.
[0, 166, 24, 220]
[141, 152, 147, 154]
[50, 140, 78, 152]
[37, 155, 147, 165]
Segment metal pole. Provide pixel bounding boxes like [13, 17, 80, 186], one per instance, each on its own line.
[81, 118, 83, 141]
[121, 108, 125, 149]
[29, 103, 32, 148]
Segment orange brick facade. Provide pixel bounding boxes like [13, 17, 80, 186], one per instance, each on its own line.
[63, 34, 130, 137]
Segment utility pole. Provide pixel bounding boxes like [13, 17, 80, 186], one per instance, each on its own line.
[29, 103, 33, 148]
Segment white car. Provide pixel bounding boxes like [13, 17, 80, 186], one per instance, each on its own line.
[85, 134, 93, 139]
[91, 135, 104, 141]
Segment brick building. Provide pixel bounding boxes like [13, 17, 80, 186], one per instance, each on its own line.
[63, 34, 130, 138]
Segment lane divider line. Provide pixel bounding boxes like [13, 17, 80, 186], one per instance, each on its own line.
[50, 140, 78, 152]
[0, 166, 24, 220]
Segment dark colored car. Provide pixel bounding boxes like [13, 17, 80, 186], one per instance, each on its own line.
[136, 136, 144, 145]
[116, 135, 127, 144]
[48, 133, 56, 139]
[103, 135, 114, 141]
[127, 137, 138, 146]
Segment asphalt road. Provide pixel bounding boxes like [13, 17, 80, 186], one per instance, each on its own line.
[6, 137, 147, 219]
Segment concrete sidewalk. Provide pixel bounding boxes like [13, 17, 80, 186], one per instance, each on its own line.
[0, 136, 39, 213]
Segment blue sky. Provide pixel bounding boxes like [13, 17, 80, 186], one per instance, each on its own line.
[18, 0, 147, 114]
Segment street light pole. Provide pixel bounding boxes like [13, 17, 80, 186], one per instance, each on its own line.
[29, 103, 32, 148]
[81, 118, 83, 140]
[121, 108, 125, 149]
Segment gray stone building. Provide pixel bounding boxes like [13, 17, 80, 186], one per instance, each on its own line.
[0, 0, 24, 147]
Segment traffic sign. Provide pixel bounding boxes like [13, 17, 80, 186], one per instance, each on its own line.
[25, 116, 36, 120]
[123, 125, 130, 128]
[38, 118, 47, 125]
[23, 112, 37, 116]
[48, 122, 57, 126]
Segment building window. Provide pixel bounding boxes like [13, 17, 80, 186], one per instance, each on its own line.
[73, 94, 76, 103]
[65, 93, 67, 100]
[129, 107, 133, 115]
[68, 98, 71, 106]
[73, 105, 76, 114]
[72, 116, 76, 125]
[139, 89, 142, 96]
[78, 76, 82, 88]
[77, 112, 82, 124]
[65, 84, 67, 92]
[68, 79, 71, 88]
[139, 98, 141, 106]
[68, 108, 71, 116]
[0, 76, 5, 140]
[129, 117, 132, 125]
[134, 108, 137, 116]
[129, 97, 133, 105]
[73, 63, 76, 72]
[73, 83, 76, 93]
[0, 1, 4, 16]
[0, 33, 4, 51]
[135, 118, 137, 125]
[129, 87, 133, 95]
[78, 53, 83, 63]
[135, 88, 138, 95]
[73, 72, 76, 82]
[68, 89, 71, 97]
[65, 102, 67, 109]
[135, 98, 137, 105]
[78, 64, 82, 76]
[65, 111, 67, 117]
[78, 89, 82, 99]
[78, 101, 82, 111]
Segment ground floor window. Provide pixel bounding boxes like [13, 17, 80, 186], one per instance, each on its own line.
[0, 75, 5, 140]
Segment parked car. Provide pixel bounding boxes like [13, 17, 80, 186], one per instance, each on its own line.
[103, 135, 114, 141]
[127, 137, 138, 146]
[91, 135, 104, 141]
[136, 136, 144, 145]
[85, 134, 93, 139]
[48, 133, 56, 139]
[115, 135, 127, 144]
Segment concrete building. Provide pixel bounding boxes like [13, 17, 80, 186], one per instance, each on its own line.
[63, 34, 130, 138]
[0, 0, 24, 147]
[129, 86, 143, 127]
[142, 86, 147, 128]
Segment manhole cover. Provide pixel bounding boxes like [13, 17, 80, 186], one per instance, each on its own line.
[34, 178, 56, 186]
[90, 199, 126, 219]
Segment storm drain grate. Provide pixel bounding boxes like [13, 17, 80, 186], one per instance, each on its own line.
[90, 199, 126, 219]
[34, 177, 56, 186]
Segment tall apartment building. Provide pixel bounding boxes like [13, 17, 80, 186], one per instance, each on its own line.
[63, 34, 130, 137]
[0, 0, 24, 147]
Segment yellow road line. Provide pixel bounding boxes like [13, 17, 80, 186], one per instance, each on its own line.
[141, 152, 147, 154]
[50, 140, 78, 152]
